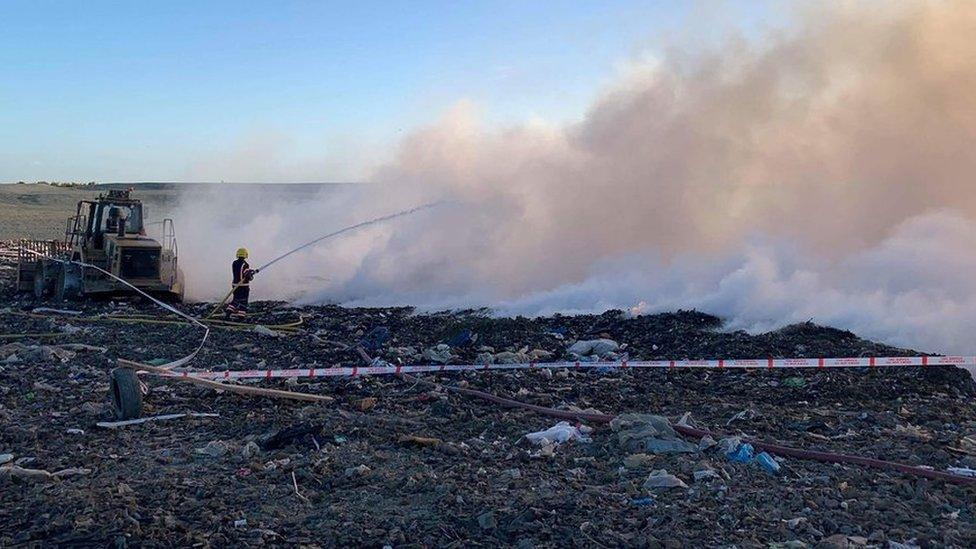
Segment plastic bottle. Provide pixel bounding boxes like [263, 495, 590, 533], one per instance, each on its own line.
[755, 452, 781, 474]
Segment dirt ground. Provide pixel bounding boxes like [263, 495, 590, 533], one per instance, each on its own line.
[0, 183, 179, 241]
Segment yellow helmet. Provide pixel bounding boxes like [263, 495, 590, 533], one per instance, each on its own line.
[236, 247, 249, 259]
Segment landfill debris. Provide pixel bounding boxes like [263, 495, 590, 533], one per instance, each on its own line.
[0, 454, 13, 465]
[96, 412, 219, 429]
[726, 408, 759, 426]
[893, 423, 933, 441]
[610, 413, 698, 453]
[253, 325, 284, 338]
[783, 376, 807, 388]
[698, 435, 718, 451]
[755, 452, 781, 474]
[423, 344, 454, 364]
[567, 338, 619, 358]
[359, 326, 390, 351]
[947, 467, 976, 478]
[494, 351, 528, 364]
[630, 497, 654, 506]
[194, 440, 231, 458]
[1, 281, 974, 545]
[693, 468, 721, 482]
[0, 465, 91, 481]
[727, 442, 755, 463]
[642, 469, 688, 490]
[344, 464, 371, 477]
[477, 511, 497, 530]
[524, 421, 592, 445]
[354, 397, 378, 412]
[623, 453, 656, 469]
[445, 329, 474, 348]
[260, 423, 323, 451]
[399, 435, 444, 447]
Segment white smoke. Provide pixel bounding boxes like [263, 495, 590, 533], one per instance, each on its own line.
[171, 1, 976, 354]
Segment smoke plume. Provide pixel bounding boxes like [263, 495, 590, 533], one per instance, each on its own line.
[170, 1, 976, 354]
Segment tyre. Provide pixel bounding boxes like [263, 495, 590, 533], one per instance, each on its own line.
[33, 262, 57, 298]
[110, 368, 143, 420]
[56, 263, 83, 301]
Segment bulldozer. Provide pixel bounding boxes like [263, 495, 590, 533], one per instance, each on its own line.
[17, 188, 185, 302]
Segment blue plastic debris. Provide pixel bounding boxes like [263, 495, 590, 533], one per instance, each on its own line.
[444, 329, 473, 348]
[631, 497, 654, 506]
[755, 452, 781, 474]
[726, 443, 755, 463]
[358, 326, 390, 351]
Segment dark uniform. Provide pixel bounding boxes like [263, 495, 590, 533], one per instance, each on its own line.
[226, 257, 255, 319]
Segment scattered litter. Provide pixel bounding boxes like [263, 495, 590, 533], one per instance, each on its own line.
[525, 421, 592, 445]
[477, 511, 497, 530]
[642, 469, 688, 490]
[0, 454, 12, 465]
[423, 344, 454, 364]
[58, 343, 106, 353]
[783, 377, 807, 388]
[354, 397, 378, 412]
[242, 441, 261, 459]
[261, 423, 323, 451]
[698, 435, 718, 451]
[630, 497, 654, 506]
[947, 467, 976, 478]
[97, 412, 219, 429]
[358, 326, 390, 351]
[755, 452, 782, 474]
[893, 424, 932, 441]
[726, 408, 758, 426]
[444, 329, 474, 348]
[727, 443, 755, 464]
[194, 440, 231, 458]
[344, 464, 370, 477]
[0, 465, 91, 482]
[567, 338, 619, 358]
[65, 428, 85, 435]
[716, 436, 743, 454]
[693, 468, 721, 482]
[253, 325, 284, 338]
[623, 453, 656, 469]
[399, 435, 443, 447]
[234, 519, 248, 528]
[783, 517, 806, 529]
[493, 351, 527, 364]
[610, 413, 697, 453]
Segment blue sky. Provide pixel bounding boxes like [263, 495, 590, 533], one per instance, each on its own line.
[0, 1, 775, 182]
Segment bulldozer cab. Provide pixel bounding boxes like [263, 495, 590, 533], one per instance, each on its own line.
[72, 189, 145, 250]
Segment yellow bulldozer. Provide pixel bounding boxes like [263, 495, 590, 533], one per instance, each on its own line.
[17, 188, 185, 302]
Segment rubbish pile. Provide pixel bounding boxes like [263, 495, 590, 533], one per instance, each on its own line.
[0, 258, 974, 545]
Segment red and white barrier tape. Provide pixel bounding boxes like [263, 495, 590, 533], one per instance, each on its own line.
[156, 355, 972, 381]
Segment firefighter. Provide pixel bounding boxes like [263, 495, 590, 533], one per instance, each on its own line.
[226, 247, 258, 319]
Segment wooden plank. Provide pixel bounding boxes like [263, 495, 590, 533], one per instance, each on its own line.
[117, 359, 334, 403]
